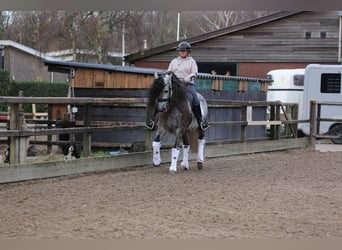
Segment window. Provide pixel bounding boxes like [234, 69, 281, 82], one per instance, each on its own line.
[293, 74, 304, 86]
[320, 31, 326, 39]
[320, 73, 341, 93]
[198, 62, 237, 76]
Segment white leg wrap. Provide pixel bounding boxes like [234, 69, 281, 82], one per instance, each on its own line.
[169, 147, 180, 172]
[181, 145, 190, 170]
[152, 141, 161, 166]
[197, 139, 206, 163]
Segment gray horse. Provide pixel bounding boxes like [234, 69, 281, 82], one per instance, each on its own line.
[146, 71, 209, 173]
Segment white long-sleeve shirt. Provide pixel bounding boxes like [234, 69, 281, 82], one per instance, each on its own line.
[167, 56, 198, 84]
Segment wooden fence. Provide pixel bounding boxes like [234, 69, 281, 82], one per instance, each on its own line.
[0, 95, 306, 165]
[308, 100, 342, 147]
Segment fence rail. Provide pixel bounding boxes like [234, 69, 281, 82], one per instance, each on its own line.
[0, 96, 308, 165]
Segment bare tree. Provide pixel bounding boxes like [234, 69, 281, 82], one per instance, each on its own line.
[1, 11, 277, 62]
[125, 11, 179, 52]
[196, 11, 276, 33]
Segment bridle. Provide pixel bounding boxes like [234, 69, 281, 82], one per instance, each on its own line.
[157, 73, 173, 107]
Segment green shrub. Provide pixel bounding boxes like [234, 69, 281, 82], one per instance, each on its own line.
[0, 78, 69, 112]
[8, 81, 69, 97]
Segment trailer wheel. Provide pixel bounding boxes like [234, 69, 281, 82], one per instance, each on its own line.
[329, 124, 342, 144]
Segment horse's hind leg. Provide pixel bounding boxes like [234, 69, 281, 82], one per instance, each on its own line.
[181, 145, 190, 170]
[197, 138, 206, 169]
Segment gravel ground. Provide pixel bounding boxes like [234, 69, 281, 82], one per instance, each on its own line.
[1, 147, 342, 239]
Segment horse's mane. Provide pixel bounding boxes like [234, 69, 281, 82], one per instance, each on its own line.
[147, 72, 190, 110]
[147, 75, 165, 108]
[169, 73, 190, 108]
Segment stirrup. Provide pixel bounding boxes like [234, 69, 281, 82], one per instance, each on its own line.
[145, 120, 155, 130]
[200, 121, 210, 131]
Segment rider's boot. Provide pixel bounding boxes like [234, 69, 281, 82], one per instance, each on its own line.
[193, 104, 210, 131]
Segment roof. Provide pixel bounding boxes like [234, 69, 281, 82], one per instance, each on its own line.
[0, 40, 123, 63]
[44, 60, 272, 82]
[0, 40, 60, 61]
[45, 49, 124, 61]
[43, 60, 166, 75]
[125, 11, 303, 63]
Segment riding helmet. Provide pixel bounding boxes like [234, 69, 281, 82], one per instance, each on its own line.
[176, 41, 191, 52]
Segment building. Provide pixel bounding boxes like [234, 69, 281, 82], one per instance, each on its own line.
[125, 11, 342, 78]
[0, 40, 124, 82]
[0, 40, 68, 82]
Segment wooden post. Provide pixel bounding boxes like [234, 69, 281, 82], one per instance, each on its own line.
[47, 104, 53, 154]
[275, 104, 280, 139]
[309, 100, 317, 148]
[145, 129, 152, 151]
[145, 104, 152, 151]
[316, 103, 321, 136]
[292, 104, 299, 137]
[9, 103, 19, 164]
[269, 104, 276, 139]
[240, 105, 247, 143]
[82, 104, 91, 157]
[9, 102, 28, 164]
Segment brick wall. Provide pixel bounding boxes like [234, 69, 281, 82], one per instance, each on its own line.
[238, 62, 311, 78]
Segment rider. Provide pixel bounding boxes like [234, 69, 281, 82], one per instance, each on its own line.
[145, 41, 210, 131]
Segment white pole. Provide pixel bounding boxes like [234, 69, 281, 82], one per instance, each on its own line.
[177, 12, 180, 41]
[122, 21, 125, 66]
[339, 15, 342, 63]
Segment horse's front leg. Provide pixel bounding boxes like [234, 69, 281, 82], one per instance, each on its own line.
[152, 132, 162, 167]
[180, 133, 190, 170]
[169, 137, 181, 173]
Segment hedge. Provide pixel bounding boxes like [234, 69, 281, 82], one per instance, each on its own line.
[0, 69, 69, 112]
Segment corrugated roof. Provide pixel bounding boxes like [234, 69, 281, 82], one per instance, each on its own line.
[43, 60, 166, 75]
[125, 11, 303, 63]
[44, 60, 272, 82]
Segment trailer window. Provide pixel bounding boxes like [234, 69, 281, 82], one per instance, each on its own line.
[293, 75, 304, 86]
[320, 73, 341, 93]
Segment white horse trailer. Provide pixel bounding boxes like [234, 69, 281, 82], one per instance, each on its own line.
[300, 64, 342, 143]
[267, 68, 305, 105]
[266, 68, 305, 131]
[267, 64, 342, 143]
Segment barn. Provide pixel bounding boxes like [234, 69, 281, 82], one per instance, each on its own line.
[0, 40, 123, 82]
[125, 11, 342, 78]
[0, 40, 68, 82]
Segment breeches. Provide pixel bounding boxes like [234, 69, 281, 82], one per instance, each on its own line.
[185, 83, 200, 106]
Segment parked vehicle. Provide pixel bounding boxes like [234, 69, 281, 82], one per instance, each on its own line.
[267, 68, 305, 107]
[267, 64, 342, 144]
[266, 68, 305, 133]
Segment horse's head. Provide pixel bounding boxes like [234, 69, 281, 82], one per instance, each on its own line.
[152, 72, 173, 113]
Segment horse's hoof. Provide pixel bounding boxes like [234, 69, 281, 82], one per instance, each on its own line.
[153, 164, 160, 167]
[197, 162, 203, 169]
[169, 166, 177, 173]
[169, 169, 177, 174]
[181, 163, 189, 170]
